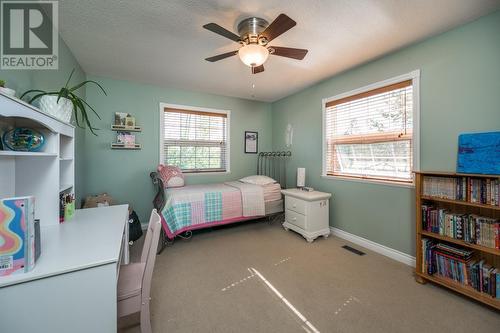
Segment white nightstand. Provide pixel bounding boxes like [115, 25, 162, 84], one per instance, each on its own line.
[281, 188, 332, 243]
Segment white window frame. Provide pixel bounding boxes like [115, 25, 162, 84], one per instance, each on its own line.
[321, 70, 420, 188]
[159, 102, 231, 175]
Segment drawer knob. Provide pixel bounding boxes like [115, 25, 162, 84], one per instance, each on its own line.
[292, 217, 296, 221]
[293, 204, 296, 208]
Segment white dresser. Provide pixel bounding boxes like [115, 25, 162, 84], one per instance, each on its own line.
[281, 189, 332, 242]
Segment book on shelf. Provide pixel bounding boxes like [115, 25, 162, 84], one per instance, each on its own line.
[422, 239, 499, 299]
[0, 196, 37, 276]
[421, 205, 499, 249]
[422, 175, 499, 206]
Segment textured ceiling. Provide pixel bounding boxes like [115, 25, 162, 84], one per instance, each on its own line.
[58, 0, 500, 102]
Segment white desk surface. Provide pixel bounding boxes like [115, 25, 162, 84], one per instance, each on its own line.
[0, 205, 129, 288]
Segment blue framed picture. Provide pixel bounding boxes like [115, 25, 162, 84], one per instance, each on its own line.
[457, 131, 500, 175]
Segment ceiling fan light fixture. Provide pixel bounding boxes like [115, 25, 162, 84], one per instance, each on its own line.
[238, 44, 269, 67]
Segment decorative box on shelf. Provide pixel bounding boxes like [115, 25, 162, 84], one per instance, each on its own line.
[281, 188, 332, 242]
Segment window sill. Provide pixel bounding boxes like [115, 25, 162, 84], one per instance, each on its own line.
[184, 171, 231, 176]
[321, 174, 415, 188]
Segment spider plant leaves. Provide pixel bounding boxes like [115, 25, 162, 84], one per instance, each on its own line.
[28, 92, 53, 104]
[77, 94, 101, 120]
[70, 80, 107, 95]
[20, 89, 46, 100]
[72, 97, 81, 128]
[19, 68, 105, 134]
[64, 69, 75, 89]
[75, 97, 98, 135]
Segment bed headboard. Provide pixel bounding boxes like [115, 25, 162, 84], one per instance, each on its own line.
[257, 151, 292, 188]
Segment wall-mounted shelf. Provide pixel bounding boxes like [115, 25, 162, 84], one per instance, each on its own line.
[111, 125, 142, 132]
[111, 143, 142, 150]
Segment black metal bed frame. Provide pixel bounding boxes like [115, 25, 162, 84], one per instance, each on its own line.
[150, 151, 291, 252]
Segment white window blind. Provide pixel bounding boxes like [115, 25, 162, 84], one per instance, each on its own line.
[162, 107, 228, 173]
[324, 80, 414, 183]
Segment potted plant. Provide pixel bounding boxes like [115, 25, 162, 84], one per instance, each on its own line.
[20, 69, 106, 134]
[0, 80, 17, 97]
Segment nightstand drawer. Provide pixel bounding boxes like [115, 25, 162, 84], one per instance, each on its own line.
[285, 196, 306, 215]
[285, 209, 306, 229]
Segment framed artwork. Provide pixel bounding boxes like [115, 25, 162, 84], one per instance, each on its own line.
[457, 131, 500, 175]
[245, 131, 258, 154]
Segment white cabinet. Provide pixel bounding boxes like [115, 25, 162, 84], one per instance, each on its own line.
[281, 189, 332, 242]
[0, 92, 74, 226]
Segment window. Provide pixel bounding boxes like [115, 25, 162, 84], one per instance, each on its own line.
[323, 71, 419, 184]
[160, 104, 230, 173]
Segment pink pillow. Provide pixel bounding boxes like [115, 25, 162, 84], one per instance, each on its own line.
[157, 165, 185, 188]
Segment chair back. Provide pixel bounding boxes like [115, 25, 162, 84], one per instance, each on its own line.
[140, 209, 162, 302]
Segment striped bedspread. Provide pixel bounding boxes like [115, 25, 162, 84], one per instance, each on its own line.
[160, 182, 265, 238]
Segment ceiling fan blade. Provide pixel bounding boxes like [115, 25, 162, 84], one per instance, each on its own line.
[203, 23, 241, 42]
[205, 50, 238, 62]
[260, 14, 296, 42]
[252, 65, 265, 74]
[269, 46, 308, 60]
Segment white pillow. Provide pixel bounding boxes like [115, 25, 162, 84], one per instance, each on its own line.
[239, 175, 277, 185]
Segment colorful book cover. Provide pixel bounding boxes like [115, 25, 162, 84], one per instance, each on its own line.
[497, 271, 500, 299]
[0, 196, 35, 276]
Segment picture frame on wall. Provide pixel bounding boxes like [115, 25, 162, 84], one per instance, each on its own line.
[245, 131, 258, 154]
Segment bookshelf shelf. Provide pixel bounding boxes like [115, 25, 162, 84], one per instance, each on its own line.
[415, 171, 500, 179]
[0, 151, 58, 157]
[0, 93, 75, 226]
[415, 171, 500, 309]
[420, 231, 500, 256]
[416, 272, 500, 310]
[421, 195, 500, 211]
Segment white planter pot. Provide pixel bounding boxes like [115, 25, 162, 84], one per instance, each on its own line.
[39, 95, 73, 123]
[0, 87, 16, 97]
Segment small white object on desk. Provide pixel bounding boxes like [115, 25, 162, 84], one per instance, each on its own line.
[281, 188, 332, 243]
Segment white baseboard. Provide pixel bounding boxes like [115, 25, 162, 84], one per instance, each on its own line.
[330, 227, 416, 267]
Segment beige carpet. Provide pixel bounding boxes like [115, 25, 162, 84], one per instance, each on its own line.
[119, 219, 500, 332]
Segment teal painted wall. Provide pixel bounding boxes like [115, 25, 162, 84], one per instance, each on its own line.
[271, 11, 500, 256]
[0, 37, 87, 203]
[82, 76, 273, 222]
[4, 10, 498, 256]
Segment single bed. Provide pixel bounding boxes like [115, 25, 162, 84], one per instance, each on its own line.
[150, 151, 291, 250]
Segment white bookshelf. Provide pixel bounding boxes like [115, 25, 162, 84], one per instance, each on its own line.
[0, 93, 75, 226]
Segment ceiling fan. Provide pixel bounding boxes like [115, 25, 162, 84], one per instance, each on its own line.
[203, 13, 308, 74]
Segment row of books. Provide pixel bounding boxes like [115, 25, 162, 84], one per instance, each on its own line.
[422, 176, 499, 206]
[469, 178, 499, 206]
[423, 176, 467, 201]
[421, 205, 500, 249]
[422, 239, 499, 298]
